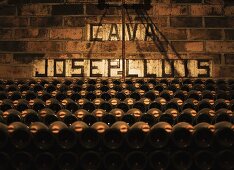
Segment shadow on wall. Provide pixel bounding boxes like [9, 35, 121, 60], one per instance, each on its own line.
[87, 3, 185, 77]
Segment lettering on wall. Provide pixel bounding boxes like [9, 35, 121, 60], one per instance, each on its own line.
[87, 24, 159, 41]
[34, 59, 212, 78]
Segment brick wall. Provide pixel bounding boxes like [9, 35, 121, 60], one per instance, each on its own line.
[0, 0, 233, 78]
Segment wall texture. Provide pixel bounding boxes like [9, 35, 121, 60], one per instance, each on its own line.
[0, 0, 233, 78]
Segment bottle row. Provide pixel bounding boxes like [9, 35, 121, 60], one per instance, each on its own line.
[0, 95, 233, 113]
[0, 150, 233, 170]
[0, 107, 233, 126]
[1, 121, 233, 150]
[1, 78, 233, 86]
[1, 80, 233, 101]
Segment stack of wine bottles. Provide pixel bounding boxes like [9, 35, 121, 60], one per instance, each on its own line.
[0, 78, 233, 170]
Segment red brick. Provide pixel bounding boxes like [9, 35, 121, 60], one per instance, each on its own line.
[50, 28, 83, 40]
[171, 41, 204, 52]
[189, 53, 221, 64]
[0, 41, 27, 52]
[14, 29, 48, 39]
[86, 4, 118, 15]
[0, 5, 16, 16]
[154, 4, 188, 16]
[161, 29, 187, 40]
[26, 41, 63, 52]
[225, 54, 234, 65]
[101, 41, 120, 52]
[31, 0, 64, 3]
[0, 29, 13, 39]
[136, 41, 168, 52]
[64, 17, 86, 27]
[219, 66, 234, 77]
[205, 17, 234, 28]
[13, 53, 45, 64]
[190, 5, 223, 16]
[225, 29, 234, 40]
[52, 4, 84, 15]
[0, 17, 28, 27]
[204, 0, 223, 4]
[189, 29, 222, 40]
[18, 4, 52, 16]
[8, 0, 30, 4]
[172, 0, 202, 3]
[170, 17, 202, 27]
[64, 41, 101, 52]
[135, 17, 168, 27]
[206, 41, 234, 52]
[30, 17, 63, 27]
[225, 6, 234, 16]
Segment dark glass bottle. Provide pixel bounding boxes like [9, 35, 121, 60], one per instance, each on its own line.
[39, 108, 58, 126]
[170, 151, 192, 170]
[171, 122, 194, 149]
[45, 98, 62, 113]
[103, 121, 129, 150]
[61, 98, 79, 113]
[126, 122, 150, 149]
[159, 108, 179, 125]
[194, 151, 214, 170]
[34, 152, 55, 170]
[11, 152, 32, 170]
[21, 109, 40, 126]
[49, 121, 77, 150]
[215, 150, 234, 170]
[177, 108, 197, 125]
[193, 122, 214, 149]
[0, 122, 8, 149]
[57, 152, 78, 170]
[103, 152, 124, 170]
[2, 109, 21, 125]
[80, 151, 101, 170]
[30, 122, 54, 150]
[0, 152, 9, 170]
[147, 122, 172, 149]
[148, 151, 169, 170]
[30, 98, 45, 112]
[125, 151, 147, 170]
[195, 108, 215, 124]
[214, 121, 234, 148]
[8, 122, 31, 149]
[56, 109, 77, 126]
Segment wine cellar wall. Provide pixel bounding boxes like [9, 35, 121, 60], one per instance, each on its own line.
[0, 0, 233, 78]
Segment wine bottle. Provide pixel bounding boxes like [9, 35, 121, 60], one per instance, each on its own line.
[34, 152, 55, 170]
[194, 151, 214, 170]
[80, 151, 101, 170]
[126, 122, 150, 149]
[171, 122, 194, 148]
[11, 152, 32, 170]
[103, 152, 124, 170]
[193, 122, 214, 148]
[8, 122, 31, 149]
[0, 122, 8, 149]
[125, 151, 147, 170]
[57, 152, 78, 170]
[214, 121, 234, 148]
[3, 109, 21, 125]
[30, 122, 54, 150]
[49, 121, 77, 149]
[148, 151, 169, 170]
[170, 151, 192, 170]
[147, 122, 172, 149]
